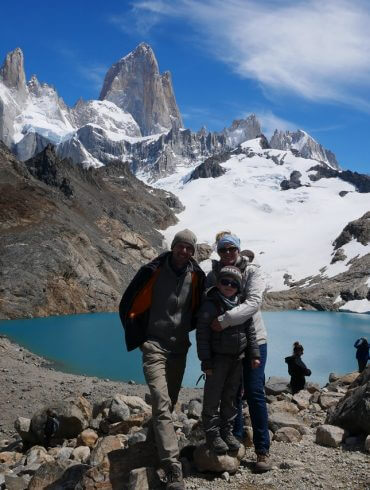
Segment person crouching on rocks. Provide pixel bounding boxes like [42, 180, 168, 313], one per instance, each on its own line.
[196, 266, 261, 455]
[285, 342, 311, 394]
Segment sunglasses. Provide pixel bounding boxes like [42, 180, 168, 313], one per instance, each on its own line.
[218, 247, 238, 254]
[220, 278, 239, 289]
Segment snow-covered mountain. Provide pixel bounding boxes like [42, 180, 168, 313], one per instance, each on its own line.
[1, 45, 341, 179]
[154, 137, 370, 312]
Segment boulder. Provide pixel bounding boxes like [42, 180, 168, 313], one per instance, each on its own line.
[316, 424, 345, 448]
[292, 390, 311, 410]
[0, 451, 23, 465]
[365, 435, 370, 453]
[4, 474, 30, 490]
[187, 399, 202, 420]
[25, 446, 54, 466]
[107, 413, 150, 435]
[71, 446, 90, 464]
[273, 427, 302, 443]
[319, 392, 344, 410]
[115, 395, 151, 414]
[268, 412, 307, 434]
[195, 243, 213, 262]
[193, 444, 245, 474]
[29, 461, 89, 489]
[108, 396, 131, 423]
[89, 435, 123, 467]
[14, 417, 35, 445]
[127, 467, 161, 490]
[268, 400, 299, 415]
[80, 441, 159, 488]
[265, 377, 290, 396]
[326, 367, 370, 435]
[30, 397, 91, 444]
[47, 447, 73, 461]
[77, 429, 98, 448]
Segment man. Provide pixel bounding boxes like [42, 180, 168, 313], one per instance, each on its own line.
[206, 233, 271, 473]
[119, 229, 205, 490]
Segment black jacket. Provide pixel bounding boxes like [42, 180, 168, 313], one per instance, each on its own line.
[196, 287, 260, 370]
[119, 252, 205, 351]
[285, 355, 311, 378]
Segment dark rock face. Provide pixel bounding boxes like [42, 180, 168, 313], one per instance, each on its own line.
[280, 170, 303, 190]
[309, 165, 370, 193]
[0, 144, 181, 320]
[326, 367, 370, 435]
[333, 211, 370, 249]
[188, 153, 228, 181]
[99, 43, 182, 136]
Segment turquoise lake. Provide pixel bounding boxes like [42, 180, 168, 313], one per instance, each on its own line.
[0, 311, 368, 387]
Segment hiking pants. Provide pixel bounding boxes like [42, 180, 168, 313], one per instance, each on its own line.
[142, 341, 187, 467]
[202, 354, 242, 438]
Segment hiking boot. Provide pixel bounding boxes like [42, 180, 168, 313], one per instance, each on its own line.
[255, 453, 272, 473]
[206, 435, 229, 454]
[221, 432, 241, 451]
[164, 463, 185, 490]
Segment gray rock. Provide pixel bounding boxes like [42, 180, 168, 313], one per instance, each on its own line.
[268, 412, 307, 433]
[265, 377, 290, 396]
[316, 424, 344, 448]
[4, 473, 29, 490]
[187, 399, 202, 420]
[108, 396, 131, 423]
[193, 444, 245, 474]
[128, 431, 147, 446]
[273, 427, 302, 443]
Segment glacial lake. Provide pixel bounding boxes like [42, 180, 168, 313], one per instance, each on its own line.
[0, 311, 368, 387]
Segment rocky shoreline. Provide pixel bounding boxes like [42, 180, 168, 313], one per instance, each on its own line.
[0, 336, 369, 489]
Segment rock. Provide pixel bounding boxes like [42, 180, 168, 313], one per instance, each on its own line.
[30, 397, 91, 444]
[71, 446, 90, 463]
[0, 451, 23, 465]
[108, 413, 150, 435]
[47, 447, 73, 461]
[193, 444, 245, 474]
[25, 446, 54, 466]
[108, 395, 131, 423]
[329, 373, 340, 383]
[273, 427, 302, 443]
[221, 471, 230, 482]
[187, 399, 202, 419]
[4, 473, 29, 490]
[114, 394, 151, 414]
[127, 467, 161, 490]
[77, 429, 98, 448]
[280, 459, 305, 470]
[89, 435, 123, 467]
[335, 372, 360, 385]
[268, 412, 307, 434]
[280, 170, 303, 190]
[365, 435, 370, 453]
[316, 425, 345, 448]
[128, 431, 147, 446]
[292, 390, 311, 410]
[80, 441, 159, 488]
[14, 417, 33, 444]
[265, 377, 290, 396]
[243, 427, 254, 447]
[28, 460, 89, 489]
[195, 243, 213, 262]
[319, 392, 344, 409]
[305, 382, 321, 393]
[268, 400, 299, 415]
[189, 157, 227, 181]
[326, 367, 370, 434]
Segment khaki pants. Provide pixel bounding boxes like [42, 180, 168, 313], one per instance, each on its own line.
[142, 341, 187, 467]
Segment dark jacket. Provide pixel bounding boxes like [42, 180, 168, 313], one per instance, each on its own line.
[354, 338, 369, 361]
[285, 355, 311, 378]
[196, 287, 260, 370]
[119, 252, 205, 351]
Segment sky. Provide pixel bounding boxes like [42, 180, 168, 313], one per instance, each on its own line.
[1, 0, 370, 173]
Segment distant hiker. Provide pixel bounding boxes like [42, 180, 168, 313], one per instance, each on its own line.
[206, 232, 271, 473]
[354, 337, 369, 373]
[196, 265, 260, 455]
[119, 229, 205, 490]
[285, 341, 311, 394]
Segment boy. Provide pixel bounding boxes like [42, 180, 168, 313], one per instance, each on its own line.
[196, 265, 260, 454]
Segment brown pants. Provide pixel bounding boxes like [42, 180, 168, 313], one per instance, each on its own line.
[142, 341, 187, 467]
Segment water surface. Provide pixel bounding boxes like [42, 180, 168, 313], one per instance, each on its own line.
[0, 311, 368, 387]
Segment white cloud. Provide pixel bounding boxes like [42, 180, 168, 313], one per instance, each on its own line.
[131, 0, 370, 109]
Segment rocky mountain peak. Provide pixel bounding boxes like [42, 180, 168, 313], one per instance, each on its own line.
[0, 47, 27, 95]
[270, 129, 340, 169]
[99, 43, 183, 136]
[224, 114, 262, 147]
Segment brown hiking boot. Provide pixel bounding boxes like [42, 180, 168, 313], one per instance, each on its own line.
[164, 463, 185, 490]
[255, 453, 272, 473]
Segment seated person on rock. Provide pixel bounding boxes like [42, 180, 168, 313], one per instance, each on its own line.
[285, 342, 311, 394]
[196, 265, 260, 455]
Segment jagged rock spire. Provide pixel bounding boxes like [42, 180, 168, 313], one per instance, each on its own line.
[0, 47, 27, 96]
[99, 42, 183, 136]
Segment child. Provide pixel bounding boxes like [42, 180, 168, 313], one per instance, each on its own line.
[285, 342, 311, 394]
[196, 265, 261, 454]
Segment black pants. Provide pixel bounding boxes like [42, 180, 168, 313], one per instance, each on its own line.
[290, 375, 305, 394]
[358, 358, 368, 373]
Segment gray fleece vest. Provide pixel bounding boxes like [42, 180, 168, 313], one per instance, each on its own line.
[146, 257, 193, 353]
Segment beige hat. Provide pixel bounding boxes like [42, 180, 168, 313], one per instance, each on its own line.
[171, 229, 197, 253]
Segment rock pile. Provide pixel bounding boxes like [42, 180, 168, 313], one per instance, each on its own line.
[0, 367, 368, 489]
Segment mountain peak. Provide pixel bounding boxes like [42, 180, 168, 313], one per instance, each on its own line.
[99, 43, 182, 136]
[0, 47, 27, 94]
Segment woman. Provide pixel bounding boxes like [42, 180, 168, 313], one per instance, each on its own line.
[354, 338, 369, 373]
[206, 232, 270, 473]
[285, 342, 311, 394]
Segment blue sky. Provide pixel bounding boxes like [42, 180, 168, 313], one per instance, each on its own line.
[1, 0, 370, 173]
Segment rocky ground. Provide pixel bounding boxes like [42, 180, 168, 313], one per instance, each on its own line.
[0, 335, 369, 489]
